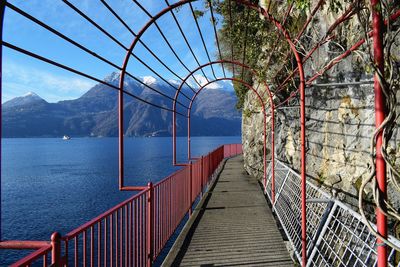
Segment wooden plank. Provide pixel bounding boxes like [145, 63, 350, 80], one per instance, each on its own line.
[162, 156, 293, 266]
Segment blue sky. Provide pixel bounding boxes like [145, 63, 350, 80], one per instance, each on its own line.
[2, 0, 231, 103]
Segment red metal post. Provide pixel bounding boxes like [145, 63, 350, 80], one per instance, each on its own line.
[257, 5, 308, 265]
[271, 108, 275, 203]
[300, 72, 307, 267]
[263, 106, 267, 190]
[0, 0, 5, 242]
[173, 107, 177, 165]
[189, 162, 193, 216]
[188, 114, 191, 161]
[263, 82, 275, 204]
[200, 156, 204, 197]
[118, 74, 124, 190]
[51, 232, 61, 266]
[371, 1, 387, 266]
[146, 182, 154, 267]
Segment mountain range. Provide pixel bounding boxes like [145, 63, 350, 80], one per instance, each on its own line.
[2, 73, 241, 138]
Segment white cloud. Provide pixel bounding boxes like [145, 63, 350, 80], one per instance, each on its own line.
[189, 74, 222, 90]
[3, 61, 95, 103]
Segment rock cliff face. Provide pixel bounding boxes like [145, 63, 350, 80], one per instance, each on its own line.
[242, 0, 400, 209]
[242, 77, 398, 210]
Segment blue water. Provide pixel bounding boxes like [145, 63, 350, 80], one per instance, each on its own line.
[0, 136, 241, 265]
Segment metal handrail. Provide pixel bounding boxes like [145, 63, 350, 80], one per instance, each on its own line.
[64, 189, 149, 240]
[9, 245, 52, 267]
[7, 144, 242, 266]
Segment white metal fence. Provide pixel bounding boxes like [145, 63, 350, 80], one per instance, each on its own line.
[265, 160, 400, 267]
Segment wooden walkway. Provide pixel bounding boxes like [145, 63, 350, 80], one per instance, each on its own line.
[163, 156, 293, 266]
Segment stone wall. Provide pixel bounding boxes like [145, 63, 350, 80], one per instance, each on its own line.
[243, 78, 397, 209]
[242, 85, 272, 179]
[242, 1, 400, 210]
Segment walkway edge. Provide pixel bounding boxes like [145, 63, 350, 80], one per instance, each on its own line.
[161, 158, 229, 267]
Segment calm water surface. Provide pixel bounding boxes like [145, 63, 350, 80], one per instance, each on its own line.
[1, 136, 241, 264]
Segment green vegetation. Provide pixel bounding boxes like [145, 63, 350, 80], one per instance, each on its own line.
[210, 0, 308, 109]
[242, 108, 253, 119]
[316, 171, 327, 185]
[205, 0, 355, 109]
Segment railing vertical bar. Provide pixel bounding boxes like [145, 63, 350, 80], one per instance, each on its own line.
[158, 187, 161, 254]
[119, 207, 123, 266]
[134, 199, 138, 266]
[137, 198, 140, 267]
[124, 205, 128, 266]
[153, 187, 156, 258]
[144, 193, 147, 266]
[104, 217, 107, 266]
[74, 237, 78, 267]
[189, 163, 193, 215]
[160, 184, 163, 250]
[90, 227, 94, 267]
[171, 177, 173, 237]
[127, 202, 131, 267]
[144, 192, 148, 265]
[164, 182, 167, 249]
[110, 212, 113, 267]
[158, 186, 161, 253]
[143, 194, 146, 266]
[129, 201, 133, 266]
[64, 240, 69, 267]
[83, 230, 87, 267]
[168, 178, 171, 238]
[161, 185, 164, 252]
[154, 187, 158, 256]
[115, 210, 118, 267]
[139, 195, 143, 267]
[98, 220, 101, 267]
[147, 182, 154, 267]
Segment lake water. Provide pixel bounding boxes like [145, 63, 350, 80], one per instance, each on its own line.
[0, 136, 241, 265]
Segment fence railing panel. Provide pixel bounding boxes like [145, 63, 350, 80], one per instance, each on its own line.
[63, 189, 148, 266]
[267, 160, 400, 267]
[9, 245, 52, 267]
[8, 144, 243, 266]
[153, 167, 190, 259]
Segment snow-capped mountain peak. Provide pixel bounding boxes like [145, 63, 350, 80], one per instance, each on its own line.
[104, 71, 120, 83]
[142, 76, 158, 86]
[104, 71, 138, 87]
[23, 91, 40, 98]
[3, 91, 47, 108]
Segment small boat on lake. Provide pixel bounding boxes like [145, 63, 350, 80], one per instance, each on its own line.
[62, 135, 71, 140]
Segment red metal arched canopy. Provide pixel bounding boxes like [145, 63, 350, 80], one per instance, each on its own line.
[1, 0, 399, 266]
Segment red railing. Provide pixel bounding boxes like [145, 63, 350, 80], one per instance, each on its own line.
[10, 245, 52, 267]
[223, 143, 243, 158]
[62, 189, 148, 266]
[4, 144, 241, 266]
[0, 233, 61, 267]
